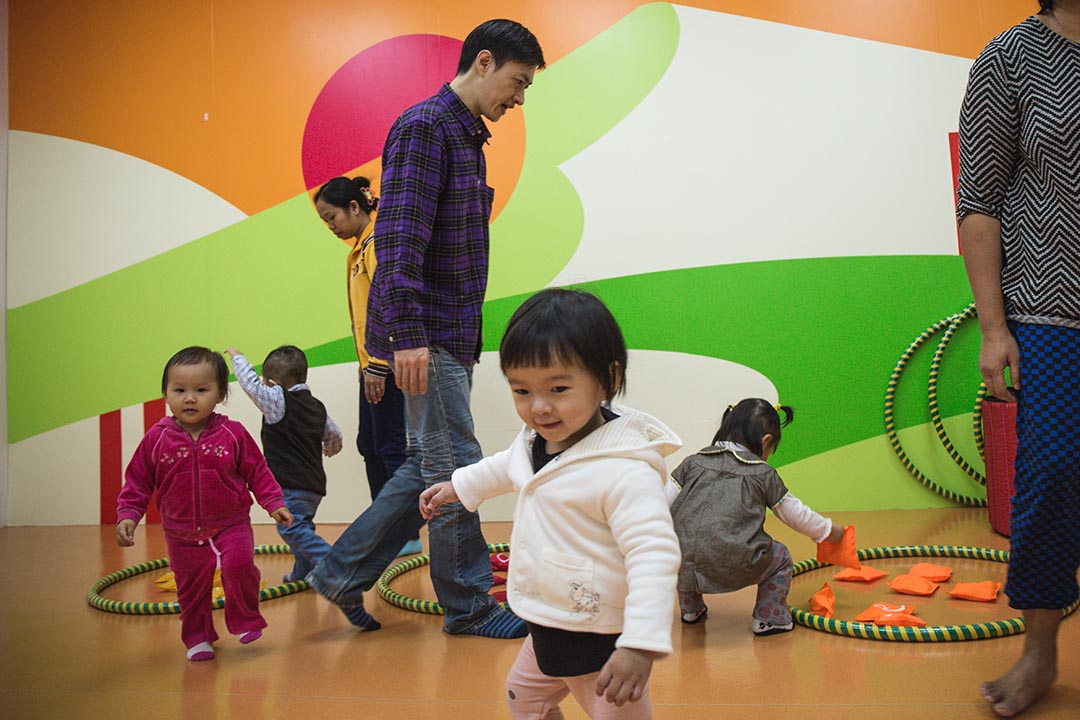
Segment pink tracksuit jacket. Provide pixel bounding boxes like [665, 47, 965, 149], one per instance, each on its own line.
[117, 413, 285, 536]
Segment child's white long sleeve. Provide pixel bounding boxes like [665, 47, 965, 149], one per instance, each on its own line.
[663, 478, 682, 506]
[323, 415, 343, 457]
[771, 492, 832, 543]
[231, 353, 286, 422]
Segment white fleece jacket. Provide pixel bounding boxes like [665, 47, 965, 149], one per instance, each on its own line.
[451, 403, 682, 655]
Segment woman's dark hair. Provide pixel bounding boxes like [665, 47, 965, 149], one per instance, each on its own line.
[161, 346, 230, 400]
[500, 288, 626, 400]
[262, 345, 308, 387]
[456, 19, 546, 76]
[313, 176, 378, 214]
[1039, 1, 1054, 13]
[712, 398, 794, 457]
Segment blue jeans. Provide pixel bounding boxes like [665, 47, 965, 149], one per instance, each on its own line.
[357, 373, 407, 498]
[277, 488, 332, 581]
[307, 346, 498, 632]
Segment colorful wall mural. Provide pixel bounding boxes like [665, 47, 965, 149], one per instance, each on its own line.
[5, 1, 1036, 524]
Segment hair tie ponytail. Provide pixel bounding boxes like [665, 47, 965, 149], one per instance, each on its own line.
[358, 185, 378, 213]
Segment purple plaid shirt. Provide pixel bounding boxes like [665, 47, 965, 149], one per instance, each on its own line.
[366, 83, 494, 366]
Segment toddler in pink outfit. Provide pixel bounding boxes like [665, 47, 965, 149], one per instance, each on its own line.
[116, 346, 293, 661]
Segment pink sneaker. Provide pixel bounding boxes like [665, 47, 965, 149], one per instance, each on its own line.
[186, 642, 215, 661]
[239, 630, 262, 645]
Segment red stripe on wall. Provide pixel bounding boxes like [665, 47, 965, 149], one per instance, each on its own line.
[949, 131, 961, 255]
[99, 410, 122, 525]
[142, 399, 166, 524]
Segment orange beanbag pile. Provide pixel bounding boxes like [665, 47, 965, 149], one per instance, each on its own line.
[855, 602, 926, 626]
[817, 525, 860, 569]
[947, 580, 1002, 603]
[909, 563, 952, 582]
[887, 573, 939, 596]
[833, 565, 888, 583]
[810, 582, 836, 618]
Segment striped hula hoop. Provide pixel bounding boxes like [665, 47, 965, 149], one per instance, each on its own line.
[87, 544, 308, 615]
[791, 545, 1077, 641]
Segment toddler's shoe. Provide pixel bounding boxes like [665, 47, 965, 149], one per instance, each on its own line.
[239, 630, 262, 644]
[186, 642, 215, 662]
[396, 538, 423, 557]
[681, 607, 708, 624]
[751, 619, 794, 636]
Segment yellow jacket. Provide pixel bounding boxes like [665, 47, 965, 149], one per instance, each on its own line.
[347, 223, 390, 373]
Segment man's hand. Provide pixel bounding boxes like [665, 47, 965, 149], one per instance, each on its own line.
[394, 347, 430, 395]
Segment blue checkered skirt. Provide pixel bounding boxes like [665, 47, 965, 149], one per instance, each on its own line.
[1006, 321, 1080, 610]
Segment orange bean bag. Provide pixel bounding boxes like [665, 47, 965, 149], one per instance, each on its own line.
[817, 525, 860, 569]
[909, 562, 952, 582]
[887, 573, 939, 596]
[810, 582, 835, 619]
[833, 565, 887, 583]
[947, 580, 1002, 603]
[855, 602, 926, 626]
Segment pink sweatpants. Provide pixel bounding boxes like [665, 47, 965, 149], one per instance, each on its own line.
[505, 636, 653, 720]
[165, 522, 266, 649]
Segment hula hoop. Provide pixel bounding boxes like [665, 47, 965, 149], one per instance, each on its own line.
[972, 383, 987, 459]
[377, 542, 510, 615]
[884, 305, 987, 507]
[791, 545, 1079, 641]
[87, 544, 309, 615]
[927, 305, 985, 485]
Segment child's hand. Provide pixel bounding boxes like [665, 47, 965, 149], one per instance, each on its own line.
[827, 522, 846, 545]
[817, 524, 860, 569]
[595, 648, 657, 706]
[419, 482, 459, 519]
[272, 507, 294, 527]
[363, 371, 386, 404]
[223, 348, 240, 359]
[116, 520, 137, 547]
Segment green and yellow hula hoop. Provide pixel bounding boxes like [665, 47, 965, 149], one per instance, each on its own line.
[87, 544, 309, 615]
[791, 545, 1078, 641]
[378, 543, 510, 615]
[884, 304, 987, 507]
[928, 305, 986, 486]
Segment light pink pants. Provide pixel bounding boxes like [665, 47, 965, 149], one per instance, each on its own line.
[165, 522, 266, 649]
[505, 636, 653, 720]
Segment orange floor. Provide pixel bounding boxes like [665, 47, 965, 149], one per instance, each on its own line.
[1, 508, 1077, 719]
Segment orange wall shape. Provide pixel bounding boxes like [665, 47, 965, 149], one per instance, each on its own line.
[9, 0, 1034, 217]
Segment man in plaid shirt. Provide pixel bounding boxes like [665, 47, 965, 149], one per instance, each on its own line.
[307, 19, 545, 639]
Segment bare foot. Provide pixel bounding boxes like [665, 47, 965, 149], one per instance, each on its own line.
[980, 653, 1057, 717]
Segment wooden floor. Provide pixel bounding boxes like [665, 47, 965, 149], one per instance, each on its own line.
[1, 508, 1078, 719]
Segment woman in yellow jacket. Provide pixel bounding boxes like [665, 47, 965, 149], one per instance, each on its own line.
[314, 177, 419, 556]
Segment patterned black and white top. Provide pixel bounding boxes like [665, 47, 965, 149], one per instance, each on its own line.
[957, 16, 1080, 329]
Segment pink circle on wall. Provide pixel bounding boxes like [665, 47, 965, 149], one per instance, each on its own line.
[302, 34, 462, 190]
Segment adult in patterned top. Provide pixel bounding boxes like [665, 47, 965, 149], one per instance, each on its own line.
[306, 19, 545, 639]
[957, 1, 1080, 715]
